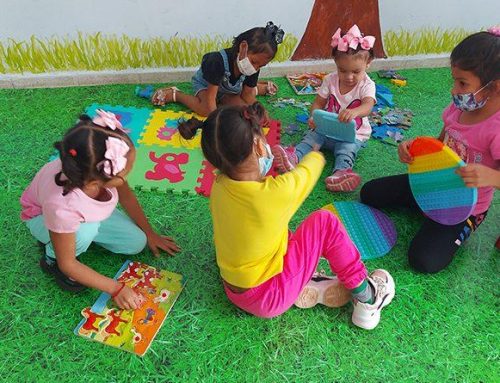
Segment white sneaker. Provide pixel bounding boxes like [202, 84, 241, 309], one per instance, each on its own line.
[352, 269, 395, 330]
[295, 272, 351, 309]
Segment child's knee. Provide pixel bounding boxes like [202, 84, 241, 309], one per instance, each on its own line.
[123, 230, 147, 255]
[359, 180, 377, 206]
[408, 244, 451, 274]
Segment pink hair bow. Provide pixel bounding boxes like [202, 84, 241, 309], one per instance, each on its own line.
[100, 137, 130, 176]
[487, 26, 500, 36]
[92, 109, 129, 133]
[331, 25, 375, 51]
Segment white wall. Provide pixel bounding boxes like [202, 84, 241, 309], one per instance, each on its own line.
[0, 0, 314, 40]
[379, 0, 498, 31]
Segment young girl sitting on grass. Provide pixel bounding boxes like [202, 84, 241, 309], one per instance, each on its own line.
[360, 28, 500, 273]
[20, 110, 180, 309]
[152, 22, 284, 116]
[272, 25, 376, 192]
[178, 102, 395, 330]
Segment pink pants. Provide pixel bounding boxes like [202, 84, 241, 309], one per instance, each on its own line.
[224, 210, 367, 318]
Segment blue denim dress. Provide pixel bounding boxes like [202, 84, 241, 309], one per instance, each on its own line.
[192, 50, 246, 98]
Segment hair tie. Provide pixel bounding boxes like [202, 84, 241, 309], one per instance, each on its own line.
[68, 149, 77, 157]
[265, 21, 285, 45]
[487, 26, 500, 36]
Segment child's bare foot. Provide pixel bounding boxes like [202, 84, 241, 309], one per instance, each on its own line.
[257, 81, 278, 96]
[152, 87, 179, 106]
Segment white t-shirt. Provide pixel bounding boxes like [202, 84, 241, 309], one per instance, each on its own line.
[317, 72, 376, 141]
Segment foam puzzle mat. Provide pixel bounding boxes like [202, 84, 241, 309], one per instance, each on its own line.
[86, 104, 282, 196]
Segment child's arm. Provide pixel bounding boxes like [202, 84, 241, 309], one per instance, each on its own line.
[50, 231, 144, 310]
[338, 97, 376, 123]
[456, 165, 500, 188]
[117, 182, 180, 256]
[241, 85, 257, 105]
[308, 95, 328, 129]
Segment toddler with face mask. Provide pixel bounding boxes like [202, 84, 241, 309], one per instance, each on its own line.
[178, 102, 395, 330]
[360, 28, 500, 274]
[152, 22, 284, 117]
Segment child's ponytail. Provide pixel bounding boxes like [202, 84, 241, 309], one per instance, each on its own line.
[180, 103, 267, 175]
[178, 117, 205, 140]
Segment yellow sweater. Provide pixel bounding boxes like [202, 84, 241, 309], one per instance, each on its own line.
[209, 151, 325, 288]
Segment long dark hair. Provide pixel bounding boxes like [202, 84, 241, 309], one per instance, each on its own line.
[451, 31, 500, 86]
[54, 115, 133, 195]
[231, 21, 285, 59]
[178, 103, 266, 175]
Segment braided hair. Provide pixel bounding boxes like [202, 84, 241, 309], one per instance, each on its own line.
[54, 115, 133, 196]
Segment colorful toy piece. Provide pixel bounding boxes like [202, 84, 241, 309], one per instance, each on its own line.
[322, 201, 397, 260]
[74, 260, 186, 356]
[296, 113, 309, 124]
[312, 109, 356, 143]
[391, 79, 407, 87]
[135, 85, 154, 99]
[408, 137, 477, 225]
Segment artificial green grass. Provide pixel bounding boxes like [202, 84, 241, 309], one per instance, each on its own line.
[0, 68, 498, 382]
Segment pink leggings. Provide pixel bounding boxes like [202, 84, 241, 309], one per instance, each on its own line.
[224, 210, 367, 318]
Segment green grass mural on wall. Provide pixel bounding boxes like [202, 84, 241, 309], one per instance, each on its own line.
[383, 28, 472, 56]
[0, 32, 298, 74]
[0, 28, 477, 74]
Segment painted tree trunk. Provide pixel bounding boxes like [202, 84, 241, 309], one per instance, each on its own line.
[291, 0, 386, 60]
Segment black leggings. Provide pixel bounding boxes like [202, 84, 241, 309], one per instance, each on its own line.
[360, 174, 487, 273]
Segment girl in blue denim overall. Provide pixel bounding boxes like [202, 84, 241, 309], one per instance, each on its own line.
[152, 22, 284, 117]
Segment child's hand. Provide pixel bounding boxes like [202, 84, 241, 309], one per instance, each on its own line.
[398, 139, 414, 164]
[113, 285, 145, 310]
[308, 116, 316, 129]
[338, 109, 358, 122]
[456, 164, 500, 188]
[152, 88, 168, 105]
[147, 231, 181, 257]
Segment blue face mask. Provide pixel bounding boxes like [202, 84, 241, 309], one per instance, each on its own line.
[258, 144, 274, 177]
[452, 82, 490, 112]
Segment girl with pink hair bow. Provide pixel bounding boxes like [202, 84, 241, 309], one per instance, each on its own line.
[20, 110, 180, 310]
[272, 24, 377, 193]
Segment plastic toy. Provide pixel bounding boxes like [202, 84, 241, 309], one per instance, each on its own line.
[269, 97, 311, 113]
[296, 113, 310, 124]
[284, 123, 300, 135]
[286, 72, 327, 95]
[74, 260, 186, 356]
[312, 109, 356, 143]
[135, 85, 154, 99]
[322, 201, 397, 260]
[374, 84, 395, 108]
[408, 137, 477, 225]
[391, 79, 407, 87]
[378, 70, 407, 81]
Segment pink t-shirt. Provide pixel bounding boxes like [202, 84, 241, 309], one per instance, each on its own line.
[317, 72, 376, 141]
[442, 103, 500, 215]
[20, 159, 119, 233]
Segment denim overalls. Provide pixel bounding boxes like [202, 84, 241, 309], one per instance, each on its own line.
[192, 50, 246, 98]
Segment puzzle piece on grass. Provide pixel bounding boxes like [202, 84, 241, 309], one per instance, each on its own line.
[284, 123, 300, 135]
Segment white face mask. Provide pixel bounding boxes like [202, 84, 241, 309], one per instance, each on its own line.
[237, 55, 257, 76]
[237, 41, 257, 76]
